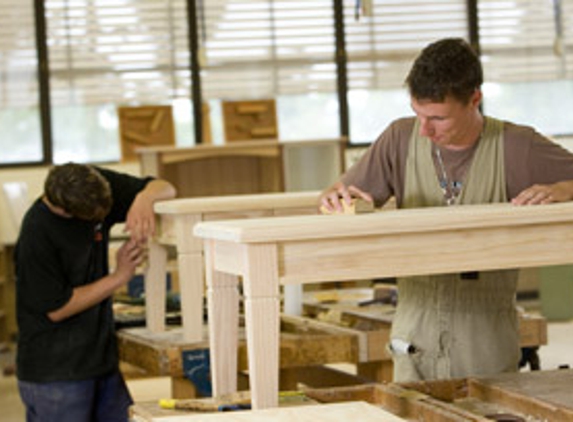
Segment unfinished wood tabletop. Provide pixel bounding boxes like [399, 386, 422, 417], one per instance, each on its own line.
[194, 201, 573, 243]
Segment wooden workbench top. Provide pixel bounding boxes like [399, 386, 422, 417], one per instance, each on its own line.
[305, 369, 573, 421]
[117, 315, 359, 377]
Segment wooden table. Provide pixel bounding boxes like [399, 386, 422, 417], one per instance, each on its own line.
[145, 191, 320, 342]
[194, 202, 573, 409]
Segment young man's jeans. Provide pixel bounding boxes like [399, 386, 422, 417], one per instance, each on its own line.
[18, 370, 132, 422]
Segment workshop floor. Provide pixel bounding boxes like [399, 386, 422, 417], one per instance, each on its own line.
[1, 315, 572, 422]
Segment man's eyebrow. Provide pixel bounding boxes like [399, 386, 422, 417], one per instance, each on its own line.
[413, 111, 447, 120]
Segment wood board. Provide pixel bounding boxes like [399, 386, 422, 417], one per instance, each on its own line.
[306, 369, 573, 421]
[132, 401, 405, 421]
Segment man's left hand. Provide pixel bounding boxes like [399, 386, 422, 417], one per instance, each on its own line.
[512, 181, 573, 205]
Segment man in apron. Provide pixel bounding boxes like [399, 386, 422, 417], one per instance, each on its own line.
[320, 38, 573, 382]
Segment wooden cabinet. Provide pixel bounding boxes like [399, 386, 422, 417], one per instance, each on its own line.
[136, 138, 346, 197]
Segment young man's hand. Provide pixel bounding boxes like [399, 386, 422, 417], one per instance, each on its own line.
[318, 181, 373, 213]
[114, 239, 146, 283]
[124, 179, 177, 244]
[512, 181, 573, 205]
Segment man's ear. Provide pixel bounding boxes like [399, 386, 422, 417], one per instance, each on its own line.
[470, 89, 482, 108]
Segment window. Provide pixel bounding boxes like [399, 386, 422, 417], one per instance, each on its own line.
[200, 0, 340, 142]
[45, 0, 192, 163]
[479, 0, 573, 137]
[0, 0, 42, 165]
[344, 0, 468, 144]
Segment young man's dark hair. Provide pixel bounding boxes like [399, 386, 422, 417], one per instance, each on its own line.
[44, 163, 113, 221]
[406, 37, 483, 104]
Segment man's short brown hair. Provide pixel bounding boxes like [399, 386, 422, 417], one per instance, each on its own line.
[406, 38, 483, 104]
[44, 163, 112, 221]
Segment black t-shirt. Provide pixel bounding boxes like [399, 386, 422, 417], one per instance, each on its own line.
[15, 167, 152, 382]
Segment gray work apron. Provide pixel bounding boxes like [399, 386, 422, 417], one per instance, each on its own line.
[391, 116, 520, 382]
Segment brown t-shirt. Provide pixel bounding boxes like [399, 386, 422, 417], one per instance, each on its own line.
[342, 117, 573, 208]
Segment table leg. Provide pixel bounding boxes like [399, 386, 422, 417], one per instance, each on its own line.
[205, 241, 240, 397]
[145, 239, 167, 333]
[242, 244, 280, 409]
[175, 213, 204, 341]
[179, 253, 205, 343]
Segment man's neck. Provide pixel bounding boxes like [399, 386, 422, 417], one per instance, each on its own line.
[445, 113, 484, 152]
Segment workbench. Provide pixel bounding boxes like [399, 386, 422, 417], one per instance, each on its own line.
[194, 202, 573, 409]
[117, 315, 362, 398]
[118, 289, 547, 399]
[302, 288, 547, 381]
[306, 369, 573, 421]
[131, 369, 573, 421]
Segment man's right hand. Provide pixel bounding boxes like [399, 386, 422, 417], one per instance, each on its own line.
[114, 239, 147, 284]
[47, 239, 148, 323]
[318, 181, 373, 213]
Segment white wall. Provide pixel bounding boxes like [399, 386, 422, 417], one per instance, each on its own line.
[0, 162, 140, 245]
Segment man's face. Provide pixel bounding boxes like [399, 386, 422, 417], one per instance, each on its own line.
[410, 91, 481, 150]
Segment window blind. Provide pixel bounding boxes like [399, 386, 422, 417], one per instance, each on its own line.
[200, 0, 337, 100]
[479, 0, 573, 82]
[45, 0, 191, 107]
[0, 0, 38, 108]
[344, 0, 468, 90]
[0, 0, 42, 165]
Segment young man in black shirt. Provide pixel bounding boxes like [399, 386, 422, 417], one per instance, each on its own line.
[15, 163, 176, 422]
